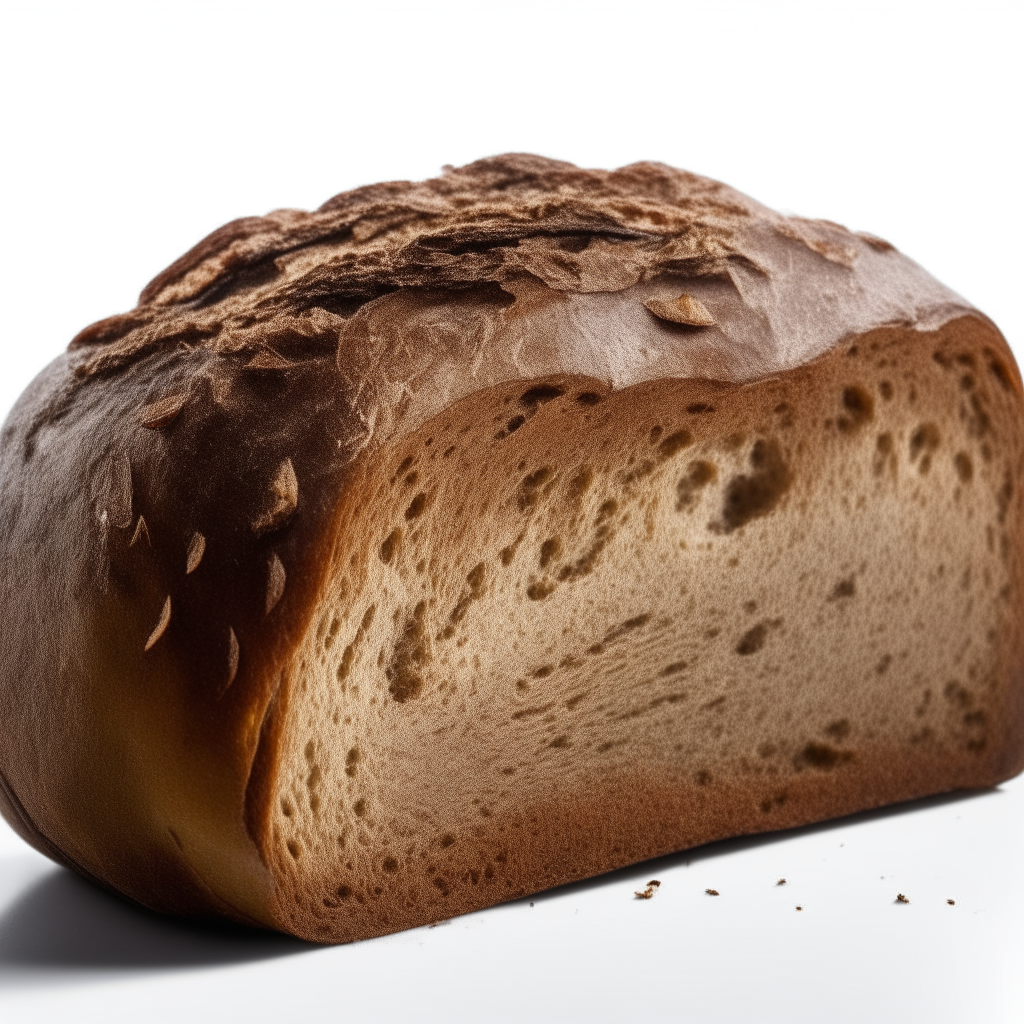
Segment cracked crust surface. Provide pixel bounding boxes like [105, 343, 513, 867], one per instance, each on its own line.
[0, 155, 1022, 941]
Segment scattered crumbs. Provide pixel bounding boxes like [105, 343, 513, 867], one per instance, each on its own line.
[705, 888, 720, 897]
[776, 878, 787, 886]
[530, 902, 535, 907]
[635, 880, 661, 900]
[896, 893, 910, 904]
[947, 899, 956, 906]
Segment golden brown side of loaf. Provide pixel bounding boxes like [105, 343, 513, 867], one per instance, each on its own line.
[1, 155, 1022, 941]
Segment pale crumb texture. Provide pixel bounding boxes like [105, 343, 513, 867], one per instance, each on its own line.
[0, 157, 1021, 944]
[264, 321, 1024, 941]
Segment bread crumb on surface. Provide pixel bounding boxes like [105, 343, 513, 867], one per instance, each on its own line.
[896, 893, 910, 904]
[635, 880, 661, 900]
[795, 906, 803, 911]
[776, 878, 787, 886]
[947, 899, 955, 906]
[705, 888, 720, 896]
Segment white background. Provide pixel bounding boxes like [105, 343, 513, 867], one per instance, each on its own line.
[0, 1, 1022, 1020]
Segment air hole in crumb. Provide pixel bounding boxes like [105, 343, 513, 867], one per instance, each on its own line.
[539, 537, 562, 568]
[909, 423, 940, 473]
[518, 467, 554, 511]
[520, 385, 564, 408]
[676, 460, 717, 511]
[576, 392, 601, 406]
[387, 601, 429, 703]
[567, 467, 594, 500]
[987, 353, 1012, 390]
[353, 798, 366, 817]
[837, 385, 874, 431]
[382, 857, 399, 873]
[604, 613, 651, 643]
[736, 622, 768, 655]
[405, 492, 428, 520]
[796, 742, 854, 771]
[658, 430, 693, 460]
[955, 452, 973, 483]
[874, 433, 895, 476]
[287, 840, 301, 859]
[720, 440, 791, 532]
[380, 528, 401, 564]
[345, 747, 361, 777]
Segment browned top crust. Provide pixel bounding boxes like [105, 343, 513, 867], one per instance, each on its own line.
[67, 154, 968, 386]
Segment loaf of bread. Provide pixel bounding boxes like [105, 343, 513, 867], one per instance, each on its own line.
[1, 155, 1022, 942]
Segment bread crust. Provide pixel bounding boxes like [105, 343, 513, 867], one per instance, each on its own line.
[1, 156, 1021, 940]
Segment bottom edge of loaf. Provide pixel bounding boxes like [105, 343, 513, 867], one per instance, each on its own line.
[268, 744, 1018, 943]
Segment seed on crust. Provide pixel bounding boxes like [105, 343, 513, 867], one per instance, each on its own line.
[225, 627, 240, 691]
[96, 451, 133, 529]
[129, 515, 151, 548]
[185, 532, 206, 574]
[253, 458, 299, 535]
[266, 553, 286, 613]
[645, 294, 716, 327]
[145, 596, 171, 651]
[137, 393, 187, 429]
[246, 347, 293, 371]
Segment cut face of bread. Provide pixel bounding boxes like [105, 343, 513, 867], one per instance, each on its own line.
[261, 316, 1024, 942]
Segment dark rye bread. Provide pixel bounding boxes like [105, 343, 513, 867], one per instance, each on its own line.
[1, 155, 1023, 942]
